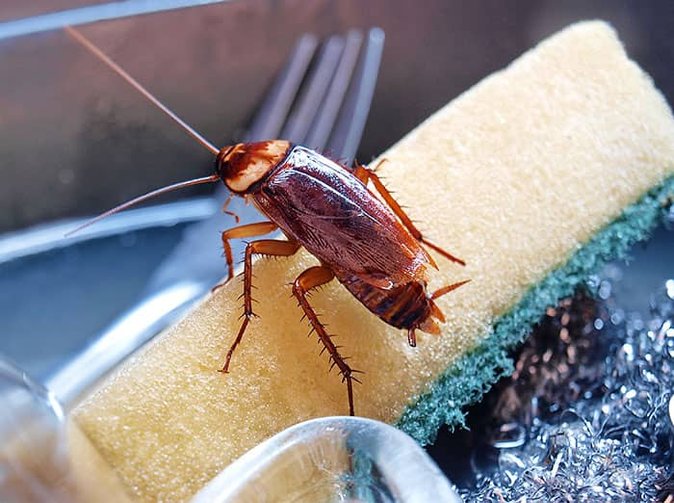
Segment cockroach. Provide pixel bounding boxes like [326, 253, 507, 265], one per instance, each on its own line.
[66, 27, 469, 415]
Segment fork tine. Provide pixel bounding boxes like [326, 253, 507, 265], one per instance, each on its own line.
[251, 28, 383, 165]
[327, 27, 385, 165]
[281, 35, 345, 144]
[303, 30, 364, 153]
[244, 34, 318, 142]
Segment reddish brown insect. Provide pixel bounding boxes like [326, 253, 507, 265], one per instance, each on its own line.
[66, 27, 469, 415]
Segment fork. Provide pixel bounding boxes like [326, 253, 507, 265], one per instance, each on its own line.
[48, 28, 385, 408]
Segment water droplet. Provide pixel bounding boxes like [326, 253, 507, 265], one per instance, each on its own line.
[621, 344, 635, 362]
[667, 279, 674, 300]
[610, 310, 625, 326]
[598, 281, 612, 300]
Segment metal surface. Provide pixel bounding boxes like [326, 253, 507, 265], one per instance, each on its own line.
[0, 0, 231, 40]
[0, 198, 216, 265]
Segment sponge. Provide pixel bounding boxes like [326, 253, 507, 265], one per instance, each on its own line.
[72, 21, 674, 501]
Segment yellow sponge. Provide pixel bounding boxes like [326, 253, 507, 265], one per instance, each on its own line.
[72, 21, 674, 501]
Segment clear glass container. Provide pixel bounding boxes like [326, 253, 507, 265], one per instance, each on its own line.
[193, 416, 462, 503]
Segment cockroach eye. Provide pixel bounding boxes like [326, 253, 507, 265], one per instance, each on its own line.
[217, 141, 291, 194]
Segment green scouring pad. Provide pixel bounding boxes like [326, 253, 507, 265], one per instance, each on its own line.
[398, 176, 674, 443]
[71, 21, 674, 501]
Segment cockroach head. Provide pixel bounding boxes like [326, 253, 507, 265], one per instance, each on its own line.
[216, 140, 291, 194]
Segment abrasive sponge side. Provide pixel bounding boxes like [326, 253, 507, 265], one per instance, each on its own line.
[398, 176, 674, 443]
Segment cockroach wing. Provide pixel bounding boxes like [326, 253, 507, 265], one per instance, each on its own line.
[253, 146, 431, 287]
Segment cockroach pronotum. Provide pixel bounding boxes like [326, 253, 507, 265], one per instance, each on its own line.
[66, 27, 469, 415]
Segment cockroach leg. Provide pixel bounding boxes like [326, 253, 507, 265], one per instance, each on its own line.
[352, 158, 387, 183]
[430, 279, 472, 300]
[292, 266, 358, 416]
[220, 238, 301, 373]
[352, 163, 369, 184]
[221, 194, 240, 224]
[219, 221, 278, 284]
[355, 162, 466, 266]
[407, 328, 417, 347]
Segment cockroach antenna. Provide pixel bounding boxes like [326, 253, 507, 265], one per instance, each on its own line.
[64, 174, 220, 237]
[65, 26, 219, 156]
[63, 26, 223, 237]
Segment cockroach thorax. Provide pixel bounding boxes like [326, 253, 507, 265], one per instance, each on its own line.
[217, 140, 291, 193]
